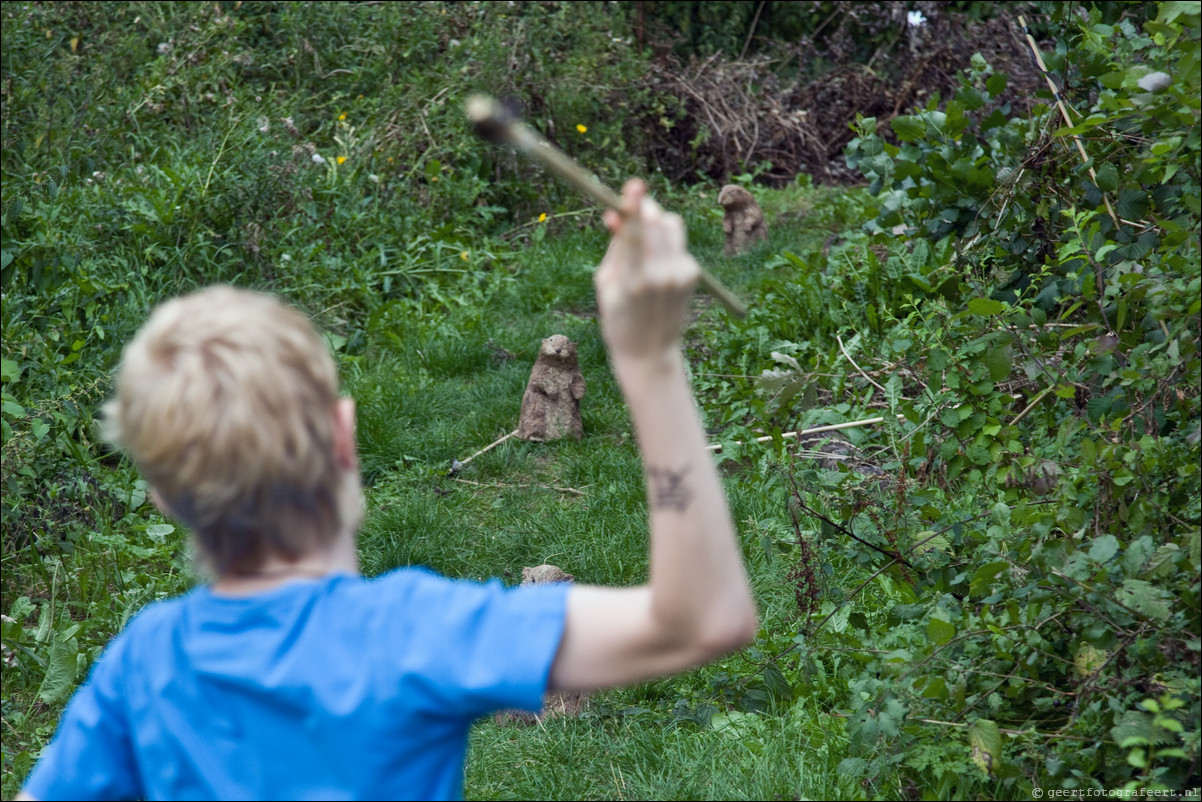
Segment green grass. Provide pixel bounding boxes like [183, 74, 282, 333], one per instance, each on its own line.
[343, 228, 852, 797]
[466, 702, 844, 801]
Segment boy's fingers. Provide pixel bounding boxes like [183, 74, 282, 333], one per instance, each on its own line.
[620, 178, 647, 218]
[600, 177, 692, 291]
[603, 180, 645, 235]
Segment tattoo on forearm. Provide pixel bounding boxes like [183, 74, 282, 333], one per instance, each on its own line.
[647, 466, 692, 512]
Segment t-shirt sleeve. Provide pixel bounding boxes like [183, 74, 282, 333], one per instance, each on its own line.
[21, 635, 142, 801]
[386, 571, 570, 720]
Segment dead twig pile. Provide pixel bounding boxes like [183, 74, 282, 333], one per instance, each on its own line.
[644, 14, 1047, 186]
[646, 54, 820, 186]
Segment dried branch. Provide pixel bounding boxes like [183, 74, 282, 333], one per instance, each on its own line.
[705, 414, 906, 452]
[837, 333, 889, 395]
[450, 478, 586, 497]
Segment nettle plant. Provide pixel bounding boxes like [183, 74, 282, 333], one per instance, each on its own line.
[821, 2, 1200, 797]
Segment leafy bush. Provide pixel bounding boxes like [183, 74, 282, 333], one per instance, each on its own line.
[785, 1, 1202, 796]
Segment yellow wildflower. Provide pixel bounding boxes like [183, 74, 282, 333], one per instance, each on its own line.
[576, 124, 587, 133]
[336, 156, 347, 165]
[338, 113, 347, 121]
[460, 251, 470, 261]
[538, 213, 547, 223]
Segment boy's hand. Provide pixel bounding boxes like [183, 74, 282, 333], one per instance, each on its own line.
[595, 180, 700, 363]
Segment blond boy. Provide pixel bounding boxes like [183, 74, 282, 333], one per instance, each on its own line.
[20, 180, 757, 801]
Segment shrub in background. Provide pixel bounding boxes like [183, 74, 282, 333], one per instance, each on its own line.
[803, 1, 1200, 796]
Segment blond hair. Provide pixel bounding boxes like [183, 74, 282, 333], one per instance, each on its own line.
[105, 286, 357, 576]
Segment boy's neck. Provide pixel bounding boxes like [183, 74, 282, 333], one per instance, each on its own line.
[211, 538, 360, 597]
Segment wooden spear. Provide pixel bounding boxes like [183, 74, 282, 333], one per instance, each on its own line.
[466, 94, 748, 319]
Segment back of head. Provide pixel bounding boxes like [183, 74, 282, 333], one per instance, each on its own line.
[105, 286, 352, 576]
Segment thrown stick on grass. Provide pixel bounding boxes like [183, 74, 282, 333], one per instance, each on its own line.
[449, 429, 518, 475]
[705, 414, 907, 452]
[466, 94, 748, 319]
[450, 478, 587, 497]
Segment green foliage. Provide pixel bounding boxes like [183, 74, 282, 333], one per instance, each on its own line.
[793, 1, 1202, 796]
[2, 2, 1199, 800]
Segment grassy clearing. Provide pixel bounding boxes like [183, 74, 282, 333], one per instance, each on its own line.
[467, 701, 844, 801]
[341, 193, 849, 800]
[0, 2, 846, 787]
[0, 161, 846, 797]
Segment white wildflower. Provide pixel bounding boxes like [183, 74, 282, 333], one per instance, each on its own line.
[312, 153, 327, 165]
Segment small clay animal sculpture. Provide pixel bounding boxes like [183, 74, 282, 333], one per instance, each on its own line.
[517, 335, 585, 442]
[521, 564, 574, 584]
[718, 184, 768, 256]
[494, 564, 586, 726]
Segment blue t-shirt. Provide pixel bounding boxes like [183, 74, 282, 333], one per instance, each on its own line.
[23, 568, 569, 801]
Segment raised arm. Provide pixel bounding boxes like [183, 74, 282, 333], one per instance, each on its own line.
[547, 180, 758, 692]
